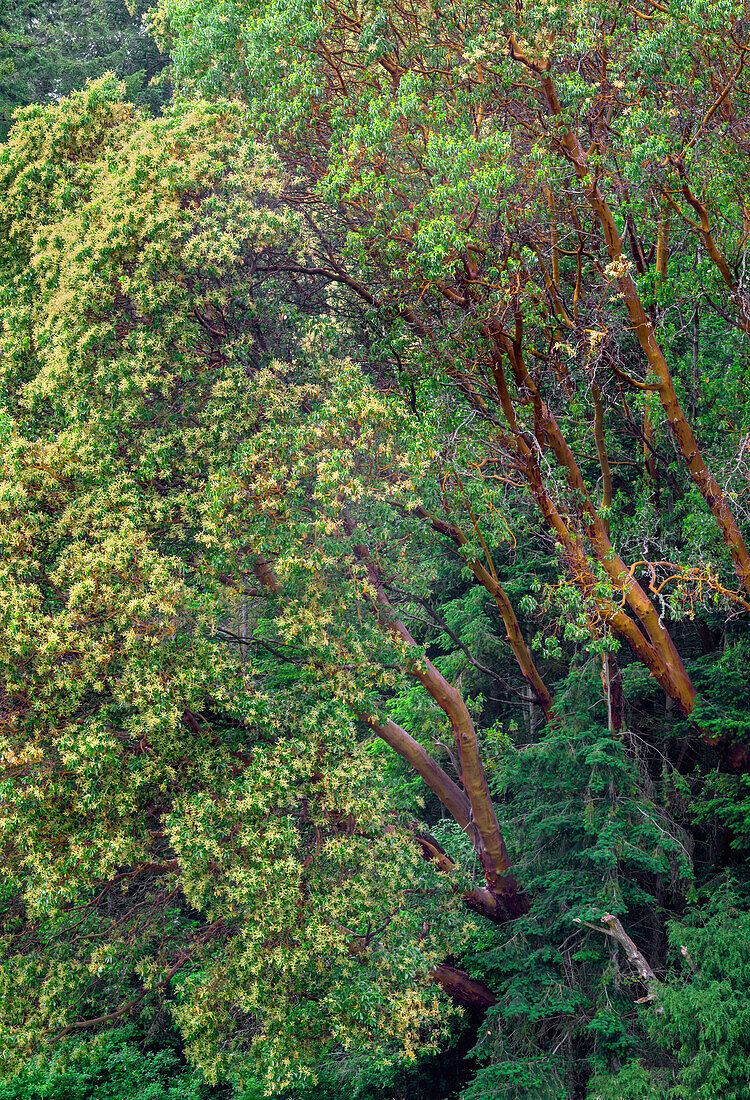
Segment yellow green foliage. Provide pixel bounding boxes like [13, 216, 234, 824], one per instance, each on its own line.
[0, 78, 467, 1093]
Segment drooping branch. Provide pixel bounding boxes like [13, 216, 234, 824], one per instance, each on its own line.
[432, 963, 498, 1008]
[51, 918, 226, 1038]
[574, 913, 661, 1007]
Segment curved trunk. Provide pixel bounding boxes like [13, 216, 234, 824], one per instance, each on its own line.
[411, 506, 555, 720]
[344, 521, 528, 917]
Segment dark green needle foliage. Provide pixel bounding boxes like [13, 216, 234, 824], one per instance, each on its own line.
[0, 0, 168, 138]
[5, 0, 750, 1095]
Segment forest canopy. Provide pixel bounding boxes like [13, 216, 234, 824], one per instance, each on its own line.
[3, 1, 750, 1097]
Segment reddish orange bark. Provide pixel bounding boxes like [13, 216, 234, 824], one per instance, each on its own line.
[535, 73, 750, 601]
[432, 964, 498, 1008]
[345, 522, 528, 918]
[411, 506, 555, 720]
[488, 333, 697, 714]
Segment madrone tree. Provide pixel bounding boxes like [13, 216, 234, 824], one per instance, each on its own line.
[3, 0, 750, 1086]
[156, 0, 750, 730]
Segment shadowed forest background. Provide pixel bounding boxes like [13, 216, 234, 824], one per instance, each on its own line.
[3, 1, 750, 1097]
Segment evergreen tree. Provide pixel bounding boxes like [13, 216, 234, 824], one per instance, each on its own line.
[3, 0, 750, 1092]
[0, 0, 168, 138]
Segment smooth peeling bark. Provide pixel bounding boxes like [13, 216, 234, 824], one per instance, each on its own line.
[410, 506, 555, 720]
[344, 527, 528, 917]
[360, 559, 748, 772]
[491, 380, 696, 711]
[432, 963, 498, 1008]
[487, 307, 750, 758]
[536, 72, 750, 600]
[490, 341, 697, 713]
[362, 713, 473, 829]
[403, 653, 528, 915]
[361, 725, 508, 919]
[466, 557, 556, 719]
[530, 469, 696, 713]
[386, 628, 527, 913]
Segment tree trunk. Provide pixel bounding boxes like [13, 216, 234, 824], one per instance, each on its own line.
[537, 72, 750, 600]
